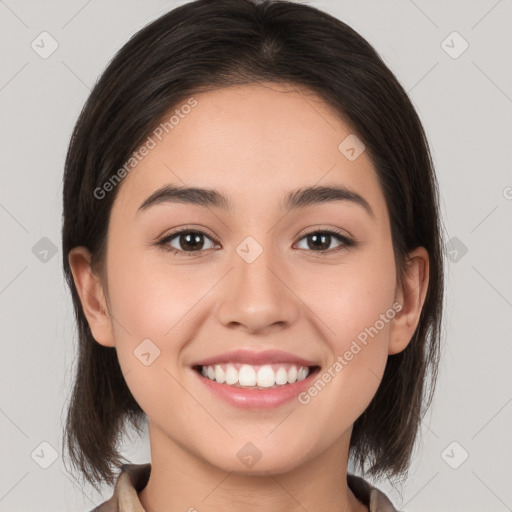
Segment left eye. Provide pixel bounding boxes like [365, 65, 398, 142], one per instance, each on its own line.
[295, 230, 353, 252]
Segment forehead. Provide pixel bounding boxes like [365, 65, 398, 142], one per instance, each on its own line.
[111, 82, 386, 220]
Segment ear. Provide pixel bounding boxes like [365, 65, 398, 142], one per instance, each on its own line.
[388, 246, 429, 355]
[68, 246, 115, 348]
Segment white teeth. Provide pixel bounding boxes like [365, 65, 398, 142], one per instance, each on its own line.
[275, 367, 288, 385]
[239, 364, 257, 386]
[199, 363, 312, 388]
[297, 367, 308, 381]
[225, 365, 238, 385]
[214, 364, 225, 384]
[287, 365, 297, 383]
[256, 365, 275, 388]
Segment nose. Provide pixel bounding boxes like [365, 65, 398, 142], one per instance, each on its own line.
[215, 242, 300, 334]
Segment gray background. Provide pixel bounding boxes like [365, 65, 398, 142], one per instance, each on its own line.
[0, 0, 511, 510]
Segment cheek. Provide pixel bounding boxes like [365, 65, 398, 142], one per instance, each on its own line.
[105, 243, 202, 339]
[306, 239, 397, 352]
[103, 247, 195, 415]
[302, 239, 396, 408]
[104, 244, 221, 387]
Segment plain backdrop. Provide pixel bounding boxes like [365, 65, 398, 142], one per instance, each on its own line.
[0, 1, 511, 511]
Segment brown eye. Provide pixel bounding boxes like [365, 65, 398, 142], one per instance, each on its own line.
[295, 230, 354, 253]
[160, 230, 218, 255]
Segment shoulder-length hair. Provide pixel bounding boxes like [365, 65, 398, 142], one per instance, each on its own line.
[62, 0, 444, 491]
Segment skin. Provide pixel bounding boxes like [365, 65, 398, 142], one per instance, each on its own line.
[69, 82, 429, 512]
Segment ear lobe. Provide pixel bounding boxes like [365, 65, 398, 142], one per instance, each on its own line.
[68, 246, 115, 348]
[388, 246, 430, 355]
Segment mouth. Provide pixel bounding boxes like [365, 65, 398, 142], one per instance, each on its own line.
[190, 349, 322, 408]
[192, 363, 321, 390]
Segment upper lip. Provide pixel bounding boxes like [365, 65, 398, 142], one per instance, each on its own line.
[191, 349, 318, 368]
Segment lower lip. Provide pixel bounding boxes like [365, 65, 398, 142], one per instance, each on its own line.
[193, 367, 319, 409]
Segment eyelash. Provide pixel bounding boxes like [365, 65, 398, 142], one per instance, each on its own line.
[156, 227, 357, 257]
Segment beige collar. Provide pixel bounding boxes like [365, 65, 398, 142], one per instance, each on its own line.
[92, 463, 398, 512]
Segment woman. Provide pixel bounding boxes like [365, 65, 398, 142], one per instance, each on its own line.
[61, 1, 444, 510]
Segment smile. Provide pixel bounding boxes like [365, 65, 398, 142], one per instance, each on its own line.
[192, 363, 321, 409]
[195, 363, 313, 389]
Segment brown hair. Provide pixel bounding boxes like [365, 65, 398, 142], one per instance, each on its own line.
[61, 0, 445, 491]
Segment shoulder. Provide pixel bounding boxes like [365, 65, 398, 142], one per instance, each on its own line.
[347, 473, 399, 512]
[88, 463, 151, 512]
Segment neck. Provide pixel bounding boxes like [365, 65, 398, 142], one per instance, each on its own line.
[138, 421, 367, 512]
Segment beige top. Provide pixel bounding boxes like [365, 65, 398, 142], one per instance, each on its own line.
[90, 463, 398, 512]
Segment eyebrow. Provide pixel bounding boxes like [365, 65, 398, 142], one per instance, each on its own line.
[137, 184, 374, 218]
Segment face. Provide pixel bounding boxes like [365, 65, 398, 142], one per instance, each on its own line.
[74, 82, 423, 475]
